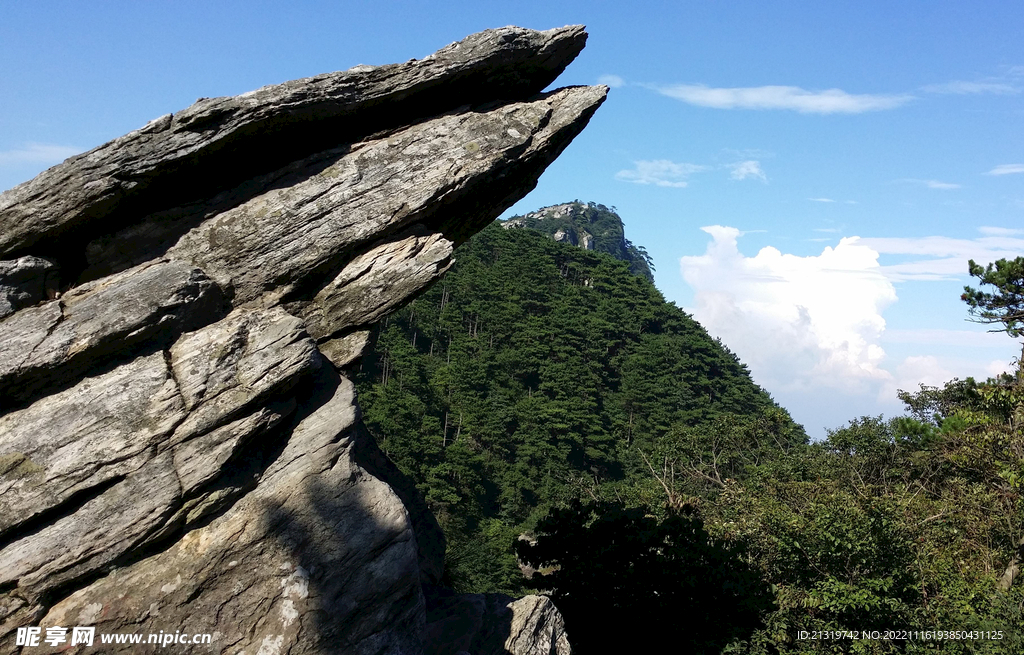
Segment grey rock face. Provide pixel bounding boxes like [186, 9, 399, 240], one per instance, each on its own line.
[0, 256, 57, 319]
[0, 25, 597, 654]
[0, 259, 227, 409]
[34, 371, 423, 655]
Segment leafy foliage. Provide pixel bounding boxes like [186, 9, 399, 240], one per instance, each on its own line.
[516, 501, 775, 654]
[701, 388, 1024, 654]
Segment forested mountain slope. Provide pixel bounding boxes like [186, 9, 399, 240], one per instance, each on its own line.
[355, 214, 1024, 653]
[354, 215, 802, 591]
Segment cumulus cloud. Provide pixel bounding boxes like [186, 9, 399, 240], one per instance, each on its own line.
[987, 163, 1024, 175]
[680, 226, 897, 394]
[598, 74, 625, 88]
[679, 228, 1024, 436]
[878, 356, 957, 402]
[895, 356, 956, 386]
[0, 143, 81, 168]
[614, 159, 708, 187]
[921, 80, 1019, 95]
[679, 229, 1024, 376]
[652, 84, 912, 114]
[728, 160, 767, 182]
[986, 359, 1015, 378]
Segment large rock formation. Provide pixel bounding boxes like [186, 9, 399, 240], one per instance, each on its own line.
[0, 26, 602, 654]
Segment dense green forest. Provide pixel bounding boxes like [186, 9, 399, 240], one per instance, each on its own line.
[354, 208, 792, 591]
[355, 205, 1024, 653]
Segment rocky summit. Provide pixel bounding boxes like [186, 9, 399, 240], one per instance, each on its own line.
[501, 201, 654, 281]
[0, 26, 603, 654]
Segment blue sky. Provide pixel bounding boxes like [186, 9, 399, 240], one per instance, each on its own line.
[3, 1, 1022, 437]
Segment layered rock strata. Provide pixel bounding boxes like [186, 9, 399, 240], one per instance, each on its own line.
[0, 25, 603, 654]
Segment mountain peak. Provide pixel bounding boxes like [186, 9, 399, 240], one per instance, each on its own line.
[501, 201, 654, 281]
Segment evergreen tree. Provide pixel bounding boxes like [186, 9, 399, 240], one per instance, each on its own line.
[962, 256, 1024, 376]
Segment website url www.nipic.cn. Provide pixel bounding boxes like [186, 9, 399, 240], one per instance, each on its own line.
[16, 626, 213, 648]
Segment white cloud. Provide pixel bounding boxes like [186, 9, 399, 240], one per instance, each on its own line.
[881, 328, 1010, 347]
[614, 159, 708, 188]
[921, 81, 1019, 95]
[598, 74, 625, 88]
[853, 234, 1024, 281]
[614, 158, 771, 187]
[987, 163, 1024, 175]
[809, 197, 835, 203]
[979, 226, 1024, 236]
[0, 143, 82, 168]
[986, 359, 1015, 378]
[871, 258, 967, 281]
[898, 178, 961, 189]
[879, 356, 957, 403]
[653, 84, 912, 114]
[896, 356, 956, 386]
[680, 226, 897, 394]
[679, 228, 1024, 437]
[729, 160, 767, 181]
[856, 235, 1008, 257]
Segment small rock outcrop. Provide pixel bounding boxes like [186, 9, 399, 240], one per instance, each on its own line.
[423, 588, 570, 655]
[0, 257, 58, 319]
[0, 26, 604, 654]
